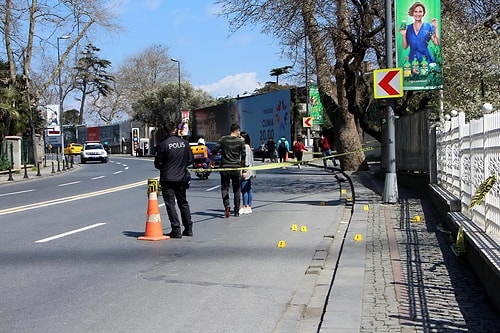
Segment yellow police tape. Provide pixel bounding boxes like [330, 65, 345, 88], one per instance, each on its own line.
[188, 145, 378, 173]
[469, 173, 497, 209]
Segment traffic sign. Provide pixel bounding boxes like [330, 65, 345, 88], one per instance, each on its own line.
[302, 117, 312, 128]
[373, 68, 403, 99]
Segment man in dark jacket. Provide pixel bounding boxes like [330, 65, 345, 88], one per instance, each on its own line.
[154, 121, 194, 238]
[210, 123, 245, 218]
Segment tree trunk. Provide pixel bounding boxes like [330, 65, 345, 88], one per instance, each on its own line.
[302, 0, 368, 171]
[79, 82, 87, 125]
[26, 0, 39, 164]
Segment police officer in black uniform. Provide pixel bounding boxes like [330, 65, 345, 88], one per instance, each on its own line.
[154, 121, 194, 238]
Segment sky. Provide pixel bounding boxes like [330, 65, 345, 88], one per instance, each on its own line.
[94, 0, 293, 98]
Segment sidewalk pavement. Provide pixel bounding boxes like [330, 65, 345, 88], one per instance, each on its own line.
[316, 170, 500, 332]
[0, 159, 77, 185]
[2, 158, 500, 332]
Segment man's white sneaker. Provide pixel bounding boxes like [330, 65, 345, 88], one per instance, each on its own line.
[247, 207, 252, 214]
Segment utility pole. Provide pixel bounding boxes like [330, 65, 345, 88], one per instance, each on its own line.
[57, 35, 70, 171]
[170, 58, 181, 113]
[382, 0, 399, 203]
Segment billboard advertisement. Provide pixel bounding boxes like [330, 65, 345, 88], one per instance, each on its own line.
[44, 104, 62, 146]
[395, 0, 442, 90]
[193, 90, 291, 149]
[309, 84, 324, 125]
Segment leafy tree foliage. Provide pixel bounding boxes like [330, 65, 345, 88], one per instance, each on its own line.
[73, 44, 114, 125]
[62, 109, 80, 126]
[270, 66, 293, 84]
[440, 1, 500, 119]
[132, 81, 215, 129]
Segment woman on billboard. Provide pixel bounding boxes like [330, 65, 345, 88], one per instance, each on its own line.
[399, 2, 440, 63]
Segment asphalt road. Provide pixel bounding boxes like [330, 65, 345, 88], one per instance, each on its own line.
[0, 157, 344, 333]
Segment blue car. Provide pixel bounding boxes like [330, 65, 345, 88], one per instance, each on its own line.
[205, 142, 222, 167]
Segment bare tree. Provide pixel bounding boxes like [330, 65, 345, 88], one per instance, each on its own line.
[1, 0, 120, 160]
[216, 0, 500, 170]
[114, 44, 178, 118]
[87, 80, 128, 125]
[217, 0, 384, 170]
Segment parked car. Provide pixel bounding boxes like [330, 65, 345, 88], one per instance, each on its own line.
[64, 143, 83, 155]
[253, 146, 270, 162]
[205, 141, 222, 167]
[80, 142, 108, 164]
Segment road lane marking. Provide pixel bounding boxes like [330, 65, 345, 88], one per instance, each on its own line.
[206, 185, 221, 192]
[0, 189, 35, 197]
[0, 179, 146, 216]
[35, 223, 106, 243]
[113, 171, 123, 174]
[58, 181, 81, 187]
[92, 176, 105, 180]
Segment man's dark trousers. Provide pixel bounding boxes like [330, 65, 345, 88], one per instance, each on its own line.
[161, 181, 192, 234]
[220, 169, 241, 211]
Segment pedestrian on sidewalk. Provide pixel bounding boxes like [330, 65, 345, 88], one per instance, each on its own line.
[277, 135, 290, 168]
[265, 138, 277, 163]
[240, 131, 256, 215]
[293, 137, 308, 169]
[210, 123, 246, 218]
[154, 121, 194, 238]
[318, 132, 337, 169]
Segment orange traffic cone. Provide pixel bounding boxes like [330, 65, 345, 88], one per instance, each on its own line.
[138, 191, 170, 241]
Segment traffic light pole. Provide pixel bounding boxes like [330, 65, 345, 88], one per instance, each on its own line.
[132, 128, 139, 156]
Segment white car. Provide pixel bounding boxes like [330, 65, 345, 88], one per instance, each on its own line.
[80, 142, 108, 164]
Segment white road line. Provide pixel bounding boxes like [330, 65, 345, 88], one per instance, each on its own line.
[35, 223, 106, 243]
[58, 181, 82, 187]
[113, 171, 123, 174]
[124, 167, 129, 170]
[0, 189, 35, 197]
[92, 176, 105, 180]
[0, 179, 146, 216]
[206, 185, 221, 192]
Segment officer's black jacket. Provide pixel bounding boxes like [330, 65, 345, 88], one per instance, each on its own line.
[154, 135, 193, 182]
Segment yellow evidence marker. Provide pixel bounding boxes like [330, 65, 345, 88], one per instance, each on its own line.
[277, 240, 287, 248]
[412, 215, 422, 222]
[354, 234, 363, 241]
[363, 205, 369, 211]
[291, 224, 298, 231]
[300, 225, 308, 232]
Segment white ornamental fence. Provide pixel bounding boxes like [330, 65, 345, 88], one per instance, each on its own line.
[436, 110, 500, 240]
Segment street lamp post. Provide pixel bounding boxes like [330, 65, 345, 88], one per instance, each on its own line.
[170, 58, 181, 114]
[57, 35, 70, 170]
[304, 36, 311, 147]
